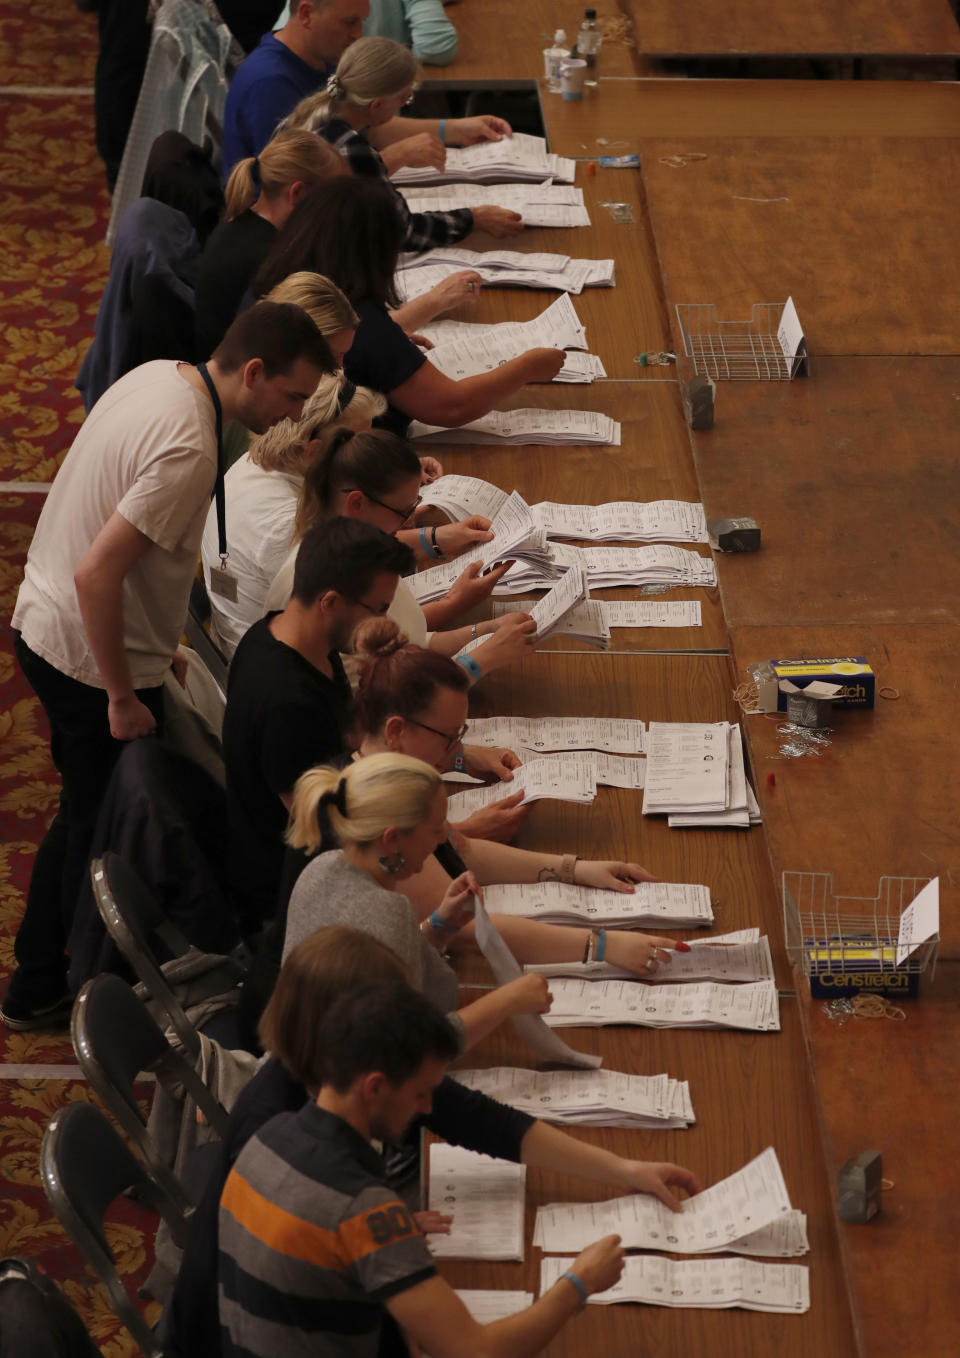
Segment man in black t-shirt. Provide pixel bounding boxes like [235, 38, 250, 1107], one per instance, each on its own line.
[222, 517, 413, 937]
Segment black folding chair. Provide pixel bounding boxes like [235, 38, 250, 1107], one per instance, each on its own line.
[40, 1101, 190, 1358]
[72, 974, 229, 1213]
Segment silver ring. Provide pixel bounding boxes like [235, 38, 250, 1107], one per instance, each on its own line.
[468, 281, 475, 292]
[645, 957, 656, 972]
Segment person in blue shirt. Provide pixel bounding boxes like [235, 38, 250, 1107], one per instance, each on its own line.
[364, 0, 458, 66]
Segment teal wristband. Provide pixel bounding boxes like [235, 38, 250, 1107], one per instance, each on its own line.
[438, 118, 447, 145]
[419, 526, 431, 556]
[456, 654, 482, 682]
[429, 909, 460, 934]
[596, 929, 606, 963]
[560, 1270, 588, 1308]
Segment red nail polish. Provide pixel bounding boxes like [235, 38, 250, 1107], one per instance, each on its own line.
[675, 941, 691, 952]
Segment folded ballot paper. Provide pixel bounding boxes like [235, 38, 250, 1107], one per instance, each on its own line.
[390, 131, 576, 186]
[526, 564, 588, 641]
[532, 500, 708, 545]
[534, 1147, 808, 1258]
[422, 295, 605, 384]
[427, 1145, 526, 1261]
[464, 716, 645, 754]
[446, 755, 597, 816]
[453, 1067, 695, 1131]
[525, 930, 774, 985]
[396, 255, 614, 300]
[409, 411, 622, 446]
[400, 182, 591, 229]
[490, 599, 610, 649]
[483, 880, 714, 929]
[642, 721, 761, 828]
[492, 542, 717, 594]
[541, 978, 781, 1031]
[540, 1256, 810, 1315]
[408, 491, 555, 604]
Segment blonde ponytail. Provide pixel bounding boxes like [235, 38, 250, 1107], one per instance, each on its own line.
[286, 753, 440, 853]
[223, 129, 342, 220]
[282, 37, 419, 134]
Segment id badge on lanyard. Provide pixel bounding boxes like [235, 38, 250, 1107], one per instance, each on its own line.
[197, 363, 239, 603]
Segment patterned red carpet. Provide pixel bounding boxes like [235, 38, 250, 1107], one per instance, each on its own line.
[1, 5, 160, 1352]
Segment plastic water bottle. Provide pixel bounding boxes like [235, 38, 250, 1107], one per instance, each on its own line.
[543, 29, 570, 93]
[574, 8, 602, 66]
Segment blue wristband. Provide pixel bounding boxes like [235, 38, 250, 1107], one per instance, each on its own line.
[596, 929, 606, 963]
[456, 654, 482, 682]
[438, 118, 447, 145]
[419, 526, 431, 557]
[429, 909, 460, 934]
[560, 1270, 588, 1308]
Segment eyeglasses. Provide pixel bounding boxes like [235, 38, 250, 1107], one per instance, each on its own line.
[408, 718, 469, 752]
[345, 595, 391, 618]
[344, 487, 422, 524]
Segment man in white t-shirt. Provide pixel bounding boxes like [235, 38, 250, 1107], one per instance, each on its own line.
[2, 302, 334, 1030]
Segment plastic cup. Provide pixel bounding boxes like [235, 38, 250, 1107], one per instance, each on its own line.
[559, 59, 587, 101]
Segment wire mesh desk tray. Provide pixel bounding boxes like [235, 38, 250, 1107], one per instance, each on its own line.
[675, 302, 805, 381]
[782, 872, 938, 987]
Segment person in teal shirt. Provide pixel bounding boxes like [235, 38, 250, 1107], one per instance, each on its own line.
[364, 0, 458, 65]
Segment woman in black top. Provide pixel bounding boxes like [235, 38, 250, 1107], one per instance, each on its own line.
[194, 128, 344, 354]
[253, 177, 565, 436]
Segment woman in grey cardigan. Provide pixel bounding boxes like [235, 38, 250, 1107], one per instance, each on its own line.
[282, 752, 551, 1051]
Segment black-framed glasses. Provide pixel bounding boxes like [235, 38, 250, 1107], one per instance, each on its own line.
[343, 487, 421, 524]
[345, 595, 391, 618]
[409, 718, 469, 752]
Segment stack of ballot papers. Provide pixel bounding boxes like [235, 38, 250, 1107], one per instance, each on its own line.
[400, 182, 591, 228]
[513, 599, 612, 648]
[481, 881, 714, 929]
[643, 722, 762, 828]
[532, 500, 708, 544]
[527, 565, 588, 640]
[464, 716, 645, 754]
[541, 978, 781, 1031]
[427, 1146, 525, 1261]
[453, 1068, 695, 1130]
[422, 295, 605, 385]
[603, 600, 703, 629]
[534, 1147, 807, 1258]
[396, 250, 615, 298]
[410, 411, 622, 446]
[540, 1256, 810, 1314]
[391, 132, 576, 186]
[446, 755, 597, 816]
[525, 929, 775, 984]
[409, 491, 556, 604]
[493, 543, 717, 594]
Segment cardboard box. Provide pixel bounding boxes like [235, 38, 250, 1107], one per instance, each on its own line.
[805, 939, 920, 999]
[757, 657, 875, 713]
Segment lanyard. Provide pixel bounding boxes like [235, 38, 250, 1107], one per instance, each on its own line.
[197, 362, 228, 567]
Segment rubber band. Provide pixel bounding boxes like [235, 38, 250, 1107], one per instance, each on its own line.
[879, 686, 901, 700]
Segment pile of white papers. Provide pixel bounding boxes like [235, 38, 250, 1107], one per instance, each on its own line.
[493, 543, 717, 594]
[401, 182, 591, 229]
[391, 132, 576, 186]
[534, 1148, 806, 1257]
[527, 565, 588, 641]
[454, 1067, 695, 1130]
[540, 1256, 810, 1314]
[410, 411, 622, 446]
[481, 881, 714, 929]
[464, 716, 645, 754]
[541, 978, 781, 1031]
[423, 296, 605, 385]
[419, 474, 509, 521]
[533, 500, 708, 544]
[604, 600, 703, 628]
[427, 1145, 525, 1260]
[514, 599, 611, 648]
[446, 755, 597, 815]
[397, 254, 614, 299]
[643, 722, 761, 828]
[409, 491, 555, 604]
[525, 930, 774, 985]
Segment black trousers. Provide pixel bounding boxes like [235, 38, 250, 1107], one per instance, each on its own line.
[94, 0, 151, 193]
[9, 634, 163, 1005]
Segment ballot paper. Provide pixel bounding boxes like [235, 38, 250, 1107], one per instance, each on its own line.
[527, 565, 588, 640]
[534, 1147, 803, 1257]
[896, 877, 939, 964]
[482, 881, 714, 929]
[402, 246, 574, 273]
[427, 1146, 526, 1260]
[400, 182, 591, 228]
[492, 543, 717, 595]
[418, 475, 510, 522]
[541, 978, 781, 1031]
[391, 132, 576, 186]
[525, 931, 774, 985]
[446, 755, 597, 816]
[423, 296, 605, 385]
[588, 753, 647, 789]
[642, 722, 730, 816]
[464, 717, 646, 755]
[472, 890, 601, 1069]
[453, 1067, 694, 1131]
[540, 1256, 810, 1314]
[512, 599, 613, 649]
[532, 501, 708, 544]
[409, 409, 622, 447]
[667, 725, 762, 829]
[408, 491, 555, 603]
[604, 601, 702, 629]
[396, 256, 615, 299]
